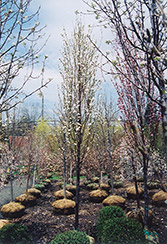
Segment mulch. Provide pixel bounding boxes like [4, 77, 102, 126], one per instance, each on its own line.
[13, 181, 167, 244]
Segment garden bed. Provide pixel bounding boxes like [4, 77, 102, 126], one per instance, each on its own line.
[9, 181, 167, 244]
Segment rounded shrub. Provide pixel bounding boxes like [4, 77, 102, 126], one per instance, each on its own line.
[101, 217, 146, 244]
[113, 181, 123, 188]
[83, 180, 91, 186]
[96, 206, 126, 239]
[86, 183, 98, 191]
[0, 223, 32, 244]
[147, 181, 160, 190]
[50, 230, 89, 244]
[34, 183, 45, 191]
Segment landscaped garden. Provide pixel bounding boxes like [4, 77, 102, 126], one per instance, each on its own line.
[0, 172, 166, 243]
[0, 0, 167, 243]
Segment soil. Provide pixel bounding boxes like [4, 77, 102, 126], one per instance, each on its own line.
[12, 180, 167, 244]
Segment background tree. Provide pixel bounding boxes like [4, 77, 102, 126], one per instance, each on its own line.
[0, 142, 15, 201]
[102, 97, 120, 194]
[1, 104, 40, 143]
[93, 104, 108, 185]
[93, 96, 121, 193]
[58, 21, 100, 229]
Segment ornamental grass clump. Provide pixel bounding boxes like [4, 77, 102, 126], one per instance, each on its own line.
[101, 217, 146, 244]
[96, 206, 126, 240]
[100, 183, 110, 192]
[126, 186, 144, 199]
[50, 230, 89, 244]
[1, 202, 25, 219]
[89, 189, 108, 203]
[27, 188, 41, 198]
[54, 189, 73, 200]
[152, 190, 167, 206]
[66, 185, 76, 195]
[102, 195, 126, 208]
[16, 193, 36, 206]
[0, 223, 32, 244]
[52, 198, 75, 215]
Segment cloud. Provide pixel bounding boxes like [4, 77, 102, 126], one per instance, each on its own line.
[19, 0, 114, 112]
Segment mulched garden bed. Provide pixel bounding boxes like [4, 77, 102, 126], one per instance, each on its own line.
[12, 180, 167, 244]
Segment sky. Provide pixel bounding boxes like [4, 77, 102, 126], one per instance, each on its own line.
[20, 0, 116, 117]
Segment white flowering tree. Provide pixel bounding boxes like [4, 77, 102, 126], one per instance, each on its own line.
[0, 0, 50, 114]
[58, 21, 100, 229]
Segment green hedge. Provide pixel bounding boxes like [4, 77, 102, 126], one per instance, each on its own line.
[0, 223, 32, 244]
[101, 217, 146, 244]
[96, 206, 126, 239]
[50, 230, 90, 244]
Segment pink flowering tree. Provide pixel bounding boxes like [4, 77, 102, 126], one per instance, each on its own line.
[112, 39, 161, 226]
[84, 0, 167, 166]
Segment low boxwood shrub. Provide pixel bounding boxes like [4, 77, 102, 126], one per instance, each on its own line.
[113, 181, 123, 188]
[50, 230, 89, 244]
[49, 175, 62, 181]
[108, 180, 123, 188]
[83, 180, 91, 186]
[34, 183, 45, 191]
[86, 183, 98, 191]
[0, 223, 32, 244]
[97, 206, 126, 239]
[147, 181, 160, 190]
[101, 217, 146, 244]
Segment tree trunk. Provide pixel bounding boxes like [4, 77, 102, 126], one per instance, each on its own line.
[74, 64, 82, 230]
[99, 155, 103, 187]
[143, 152, 149, 228]
[25, 163, 31, 193]
[74, 143, 81, 230]
[32, 164, 36, 188]
[100, 170, 103, 184]
[9, 164, 14, 202]
[10, 177, 13, 202]
[69, 160, 73, 185]
[107, 125, 114, 195]
[0, 111, 2, 141]
[134, 176, 140, 209]
[32, 149, 38, 187]
[131, 153, 140, 208]
[41, 92, 44, 120]
[63, 133, 67, 199]
[161, 91, 167, 169]
[26, 173, 30, 193]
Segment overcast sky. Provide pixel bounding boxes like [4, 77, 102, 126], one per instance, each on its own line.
[21, 0, 115, 116]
